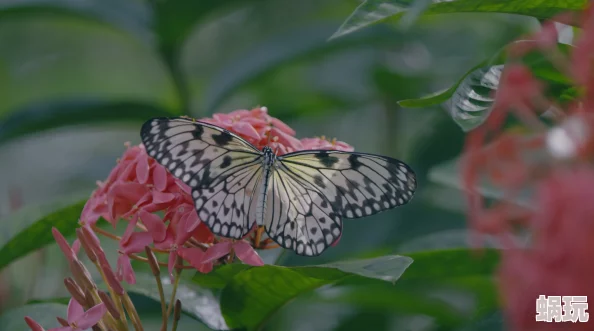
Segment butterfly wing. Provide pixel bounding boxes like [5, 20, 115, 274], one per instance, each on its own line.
[265, 150, 416, 256]
[141, 117, 264, 238]
[263, 165, 342, 256]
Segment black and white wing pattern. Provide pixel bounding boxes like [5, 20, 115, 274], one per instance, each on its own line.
[140, 117, 264, 239]
[265, 150, 416, 256]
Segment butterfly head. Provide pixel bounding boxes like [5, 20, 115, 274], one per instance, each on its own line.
[262, 146, 276, 167]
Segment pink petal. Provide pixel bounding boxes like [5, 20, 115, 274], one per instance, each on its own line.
[152, 165, 168, 192]
[139, 209, 167, 243]
[203, 242, 232, 264]
[75, 303, 107, 330]
[182, 210, 200, 232]
[52, 228, 76, 262]
[135, 152, 150, 184]
[121, 214, 138, 244]
[331, 232, 342, 247]
[232, 122, 260, 142]
[124, 232, 153, 253]
[24, 317, 46, 331]
[174, 214, 197, 245]
[117, 255, 136, 285]
[107, 182, 150, 223]
[270, 117, 296, 136]
[178, 247, 208, 270]
[67, 297, 84, 322]
[71, 239, 81, 257]
[152, 191, 175, 204]
[234, 241, 264, 266]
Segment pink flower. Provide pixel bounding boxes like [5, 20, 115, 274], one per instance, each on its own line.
[201, 106, 302, 153]
[142, 209, 196, 278]
[203, 240, 264, 266]
[116, 217, 153, 284]
[177, 247, 213, 274]
[48, 298, 106, 331]
[498, 168, 594, 331]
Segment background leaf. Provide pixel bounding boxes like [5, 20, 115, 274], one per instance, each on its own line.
[331, 0, 587, 39]
[0, 198, 85, 271]
[219, 255, 413, 330]
[0, 303, 67, 331]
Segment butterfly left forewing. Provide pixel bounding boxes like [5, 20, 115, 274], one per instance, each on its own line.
[141, 117, 264, 239]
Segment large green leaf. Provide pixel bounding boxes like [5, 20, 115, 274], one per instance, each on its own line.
[331, 0, 587, 39]
[0, 99, 177, 144]
[204, 24, 412, 112]
[0, 0, 152, 42]
[125, 272, 230, 330]
[0, 303, 67, 331]
[0, 15, 180, 134]
[218, 255, 413, 330]
[0, 198, 86, 271]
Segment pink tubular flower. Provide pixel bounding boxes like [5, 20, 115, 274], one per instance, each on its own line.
[48, 298, 106, 331]
[498, 168, 594, 331]
[24, 317, 45, 331]
[52, 228, 80, 262]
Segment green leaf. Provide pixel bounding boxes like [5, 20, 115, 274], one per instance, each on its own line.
[331, 0, 587, 39]
[0, 198, 86, 271]
[154, 0, 266, 53]
[204, 24, 411, 112]
[0, 99, 178, 144]
[126, 272, 230, 330]
[0, 0, 152, 42]
[0, 303, 67, 331]
[399, 42, 573, 131]
[219, 255, 413, 330]
[193, 264, 251, 289]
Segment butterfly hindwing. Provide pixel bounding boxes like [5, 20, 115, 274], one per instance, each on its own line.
[141, 117, 264, 238]
[277, 151, 416, 220]
[263, 165, 342, 256]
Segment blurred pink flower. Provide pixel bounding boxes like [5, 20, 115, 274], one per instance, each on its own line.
[48, 298, 106, 331]
[300, 137, 354, 152]
[177, 247, 213, 274]
[498, 168, 594, 331]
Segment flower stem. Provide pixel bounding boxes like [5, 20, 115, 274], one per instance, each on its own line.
[122, 292, 144, 331]
[166, 270, 182, 318]
[93, 261, 128, 328]
[155, 275, 168, 331]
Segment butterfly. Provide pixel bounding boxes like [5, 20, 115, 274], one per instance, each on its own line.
[140, 117, 417, 256]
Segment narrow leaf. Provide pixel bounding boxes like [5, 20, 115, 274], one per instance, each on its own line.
[0, 198, 86, 271]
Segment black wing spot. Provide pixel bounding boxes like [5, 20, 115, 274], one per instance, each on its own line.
[315, 152, 339, 167]
[192, 125, 204, 139]
[319, 217, 326, 224]
[320, 200, 328, 208]
[313, 175, 326, 188]
[212, 200, 219, 207]
[311, 228, 318, 235]
[220, 155, 232, 169]
[348, 154, 362, 170]
[212, 131, 233, 146]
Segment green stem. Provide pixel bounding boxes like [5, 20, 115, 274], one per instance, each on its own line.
[166, 270, 182, 318]
[155, 274, 168, 331]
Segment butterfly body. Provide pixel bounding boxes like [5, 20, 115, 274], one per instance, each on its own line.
[141, 117, 417, 256]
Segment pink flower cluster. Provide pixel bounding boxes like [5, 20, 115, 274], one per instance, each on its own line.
[203, 106, 354, 154]
[462, 4, 594, 331]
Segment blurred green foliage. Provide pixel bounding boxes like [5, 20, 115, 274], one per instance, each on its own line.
[0, 0, 584, 330]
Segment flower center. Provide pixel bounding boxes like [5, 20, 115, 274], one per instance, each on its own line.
[70, 321, 78, 329]
[171, 244, 178, 252]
